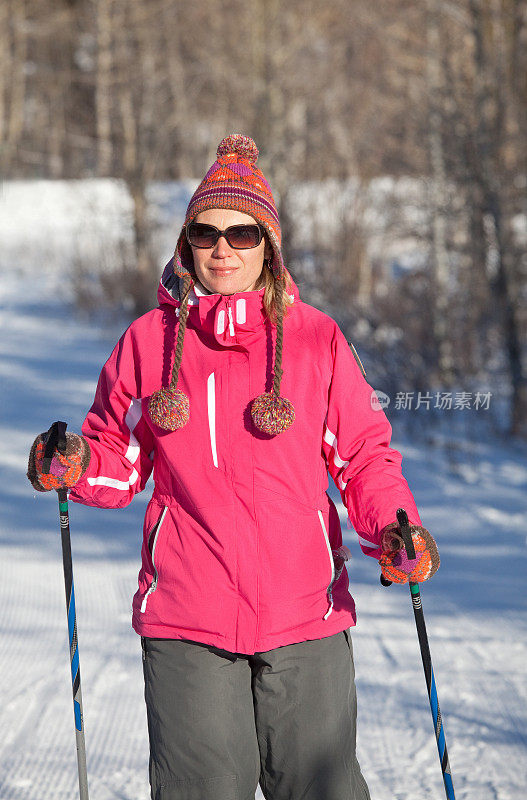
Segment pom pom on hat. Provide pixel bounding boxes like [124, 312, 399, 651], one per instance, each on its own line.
[216, 134, 259, 164]
[251, 392, 295, 435]
[149, 387, 190, 431]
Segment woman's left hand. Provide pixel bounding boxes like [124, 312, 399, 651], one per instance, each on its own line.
[379, 522, 440, 584]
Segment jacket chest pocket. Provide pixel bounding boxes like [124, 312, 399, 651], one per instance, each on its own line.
[140, 506, 168, 613]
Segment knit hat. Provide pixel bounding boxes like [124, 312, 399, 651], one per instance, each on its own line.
[148, 134, 295, 436]
[174, 133, 285, 280]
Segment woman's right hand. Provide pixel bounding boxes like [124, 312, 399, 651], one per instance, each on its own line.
[27, 425, 91, 492]
[379, 521, 440, 584]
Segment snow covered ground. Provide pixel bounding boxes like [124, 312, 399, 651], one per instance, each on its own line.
[1, 255, 526, 796]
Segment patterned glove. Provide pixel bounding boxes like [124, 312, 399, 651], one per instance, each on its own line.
[27, 430, 91, 492]
[379, 521, 440, 584]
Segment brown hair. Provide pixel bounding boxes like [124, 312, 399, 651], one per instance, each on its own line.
[256, 238, 293, 325]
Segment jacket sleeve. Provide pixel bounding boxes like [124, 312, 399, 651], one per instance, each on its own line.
[322, 326, 422, 560]
[68, 327, 155, 510]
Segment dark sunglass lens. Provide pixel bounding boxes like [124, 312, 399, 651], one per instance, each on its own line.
[227, 225, 262, 248]
[188, 223, 218, 247]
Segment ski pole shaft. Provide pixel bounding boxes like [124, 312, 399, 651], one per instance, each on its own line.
[396, 508, 455, 800]
[42, 420, 89, 799]
[409, 578, 455, 798]
[58, 487, 90, 800]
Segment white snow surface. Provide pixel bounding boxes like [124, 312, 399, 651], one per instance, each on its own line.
[1, 230, 527, 797]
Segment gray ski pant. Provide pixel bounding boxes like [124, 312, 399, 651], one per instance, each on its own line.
[141, 629, 371, 800]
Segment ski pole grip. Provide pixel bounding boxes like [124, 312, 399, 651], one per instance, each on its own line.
[379, 508, 416, 587]
[42, 420, 68, 474]
[396, 507, 416, 560]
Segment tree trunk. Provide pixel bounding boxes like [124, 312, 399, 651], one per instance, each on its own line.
[48, 89, 65, 177]
[0, 0, 8, 148]
[426, 0, 454, 384]
[161, 0, 192, 177]
[96, 0, 113, 176]
[486, 200, 526, 434]
[5, 0, 27, 171]
[468, 0, 527, 435]
[114, 1, 156, 313]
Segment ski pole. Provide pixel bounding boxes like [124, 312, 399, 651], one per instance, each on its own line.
[43, 422, 90, 800]
[381, 507, 455, 800]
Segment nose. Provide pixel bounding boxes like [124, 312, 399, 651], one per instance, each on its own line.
[212, 233, 233, 257]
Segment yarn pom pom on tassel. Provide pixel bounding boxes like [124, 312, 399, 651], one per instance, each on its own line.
[251, 392, 295, 435]
[148, 387, 190, 431]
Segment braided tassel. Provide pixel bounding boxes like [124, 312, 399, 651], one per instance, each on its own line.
[149, 276, 192, 430]
[251, 279, 295, 435]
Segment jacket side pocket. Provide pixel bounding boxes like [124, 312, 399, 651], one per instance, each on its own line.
[317, 510, 335, 620]
[140, 506, 168, 613]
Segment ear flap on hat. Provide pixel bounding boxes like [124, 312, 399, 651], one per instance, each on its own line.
[174, 227, 194, 278]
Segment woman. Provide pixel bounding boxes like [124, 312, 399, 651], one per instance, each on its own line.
[28, 134, 439, 800]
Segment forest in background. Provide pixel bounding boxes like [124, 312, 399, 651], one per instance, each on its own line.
[1, 0, 526, 435]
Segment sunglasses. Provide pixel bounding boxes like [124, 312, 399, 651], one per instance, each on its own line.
[186, 222, 264, 250]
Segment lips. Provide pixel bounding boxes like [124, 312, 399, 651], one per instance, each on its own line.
[210, 267, 238, 274]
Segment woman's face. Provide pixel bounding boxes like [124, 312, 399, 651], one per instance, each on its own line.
[190, 208, 272, 295]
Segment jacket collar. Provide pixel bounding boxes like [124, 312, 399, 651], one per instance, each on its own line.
[157, 260, 299, 346]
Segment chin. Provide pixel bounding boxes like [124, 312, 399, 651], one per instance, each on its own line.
[209, 280, 256, 295]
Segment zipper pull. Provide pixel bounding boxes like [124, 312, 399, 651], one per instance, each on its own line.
[226, 301, 235, 337]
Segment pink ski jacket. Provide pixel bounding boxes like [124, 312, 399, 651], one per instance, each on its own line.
[69, 266, 422, 654]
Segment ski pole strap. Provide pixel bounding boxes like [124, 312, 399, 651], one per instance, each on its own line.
[396, 507, 416, 559]
[42, 420, 68, 473]
[379, 507, 415, 586]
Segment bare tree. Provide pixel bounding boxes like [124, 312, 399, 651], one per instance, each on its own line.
[3, 0, 28, 172]
[0, 0, 8, 148]
[465, 0, 527, 433]
[426, 0, 455, 384]
[95, 0, 113, 176]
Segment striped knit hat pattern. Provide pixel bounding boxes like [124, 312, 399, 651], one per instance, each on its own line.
[148, 134, 295, 437]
